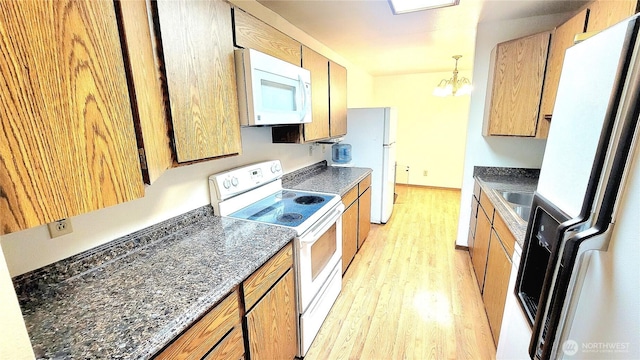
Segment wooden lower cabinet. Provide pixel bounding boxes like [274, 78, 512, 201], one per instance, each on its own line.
[243, 244, 297, 360]
[154, 290, 242, 359]
[245, 269, 297, 360]
[358, 187, 372, 249]
[482, 230, 513, 345]
[471, 206, 492, 290]
[342, 201, 358, 274]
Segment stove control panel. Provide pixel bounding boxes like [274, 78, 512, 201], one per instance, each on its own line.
[209, 160, 284, 202]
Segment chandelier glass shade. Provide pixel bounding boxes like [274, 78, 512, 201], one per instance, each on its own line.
[433, 55, 472, 97]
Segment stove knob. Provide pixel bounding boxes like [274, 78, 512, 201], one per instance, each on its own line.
[271, 163, 281, 173]
[222, 178, 231, 189]
[231, 177, 239, 187]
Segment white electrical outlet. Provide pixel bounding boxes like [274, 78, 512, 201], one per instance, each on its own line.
[47, 218, 73, 238]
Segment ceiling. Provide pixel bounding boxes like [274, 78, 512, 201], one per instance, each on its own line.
[256, 0, 588, 76]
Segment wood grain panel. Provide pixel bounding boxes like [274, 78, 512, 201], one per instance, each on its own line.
[302, 46, 330, 142]
[342, 185, 358, 208]
[342, 202, 358, 274]
[471, 209, 492, 291]
[493, 212, 515, 257]
[202, 325, 244, 360]
[246, 269, 298, 360]
[243, 244, 292, 311]
[468, 195, 479, 243]
[473, 181, 481, 199]
[155, 290, 240, 359]
[358, 187, 371, 249]
[358, 174, 371, 196]
[156, 0, 241, 163]
[488, 31, 550, 136]
[304, 187, 496, 359]
[479, 191, 494, 221]
[116, 0, 172, 184]
[482, 230, 512, 345]
[232, 8, 301, 66]
[537, 9, 588, 139]
[0, 0, 144, 234]
[587, 0, 638, 33]
[329, 60, 347, 137]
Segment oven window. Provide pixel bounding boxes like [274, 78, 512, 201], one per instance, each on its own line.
[311, 224, 337, 281]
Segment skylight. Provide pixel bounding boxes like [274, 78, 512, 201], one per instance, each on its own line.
[388, 0, 460, 14]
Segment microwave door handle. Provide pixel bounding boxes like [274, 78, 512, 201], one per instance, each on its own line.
[298, 75, 310, 122]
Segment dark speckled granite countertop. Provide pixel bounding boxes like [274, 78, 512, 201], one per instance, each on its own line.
[473, 167, 539, 252]
[13, 207, 296, 359]
[13, 161, 371, 359]
[283, 161, 372, 196]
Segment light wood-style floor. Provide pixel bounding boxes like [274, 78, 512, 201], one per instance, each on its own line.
[305, 185, 496, 360]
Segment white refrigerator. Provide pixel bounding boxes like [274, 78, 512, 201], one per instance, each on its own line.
[341, 107, 397, 224]
[502, 15, 640, 359]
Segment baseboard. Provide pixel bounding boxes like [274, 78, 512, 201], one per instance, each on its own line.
[395, 183, 461, 191]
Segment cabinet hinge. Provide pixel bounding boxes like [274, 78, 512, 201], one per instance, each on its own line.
[138, 148, 148, 170]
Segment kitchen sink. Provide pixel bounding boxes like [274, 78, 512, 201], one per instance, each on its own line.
[498, 190, 534, 222]
[500, 191, 534, 206]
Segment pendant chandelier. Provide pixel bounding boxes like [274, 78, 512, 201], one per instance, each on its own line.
[433, 55, 472, 97]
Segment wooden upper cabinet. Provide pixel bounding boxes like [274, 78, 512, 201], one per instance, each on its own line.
[233, 8, 301, 66]
[329, 60, 348, 137]
[302, 46, 330, 142]
[537, 10, 589, 139]
[155, 0, 241, 163]
[587, 0, 638, 33]
[116, 0, 172, 184]
[0, 0, 144, 235]
[485, 31, 551, 137]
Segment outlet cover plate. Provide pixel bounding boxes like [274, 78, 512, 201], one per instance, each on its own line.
[47, 219, 73, 238]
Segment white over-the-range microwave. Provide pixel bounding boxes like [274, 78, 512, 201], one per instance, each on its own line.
[235, 48, 312, 126]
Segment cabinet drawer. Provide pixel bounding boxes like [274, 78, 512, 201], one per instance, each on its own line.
[359, 175, 372, 195]
[493, 212, 515, 257]
[243, 244, 293, 310]
[155, 290, 240, 359]
[473, 181, 481, 199]
[342, 186, 358, 208]
[203, 325, 244, 360]
[479, 191, 494, 221]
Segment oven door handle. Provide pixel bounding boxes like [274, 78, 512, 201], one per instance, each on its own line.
[300, 204, 344, 244]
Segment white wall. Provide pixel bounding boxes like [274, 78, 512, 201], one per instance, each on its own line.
[0, 249, 34, 360]
[373, 72, 471, 188]
[455, 12, 571, 246]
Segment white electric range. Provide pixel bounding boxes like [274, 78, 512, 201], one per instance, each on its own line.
[209, 160, 343, 357]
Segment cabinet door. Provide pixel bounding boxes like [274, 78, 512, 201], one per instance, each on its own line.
[483, 230, 513, 345]
[329, 60, 347, 137]
[232, 9, 301, 66]
[537, 10, 588, 138]
[156, 0, 241, 163]
[358, 187, 372, 249]
[587, 0, 638, 33]
[0, 0, 144, 234]
[342, 202, 358, 274]
[471, 207, 492, 291]
[302, 46, 330, 142]
[246, 269, 298, 360]
[116, 0, 172, 184]
[468, 195, 479, 255]
[487, 31, 550, 137]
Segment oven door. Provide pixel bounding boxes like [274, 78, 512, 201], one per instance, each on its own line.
[295, 202, 344, 313]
